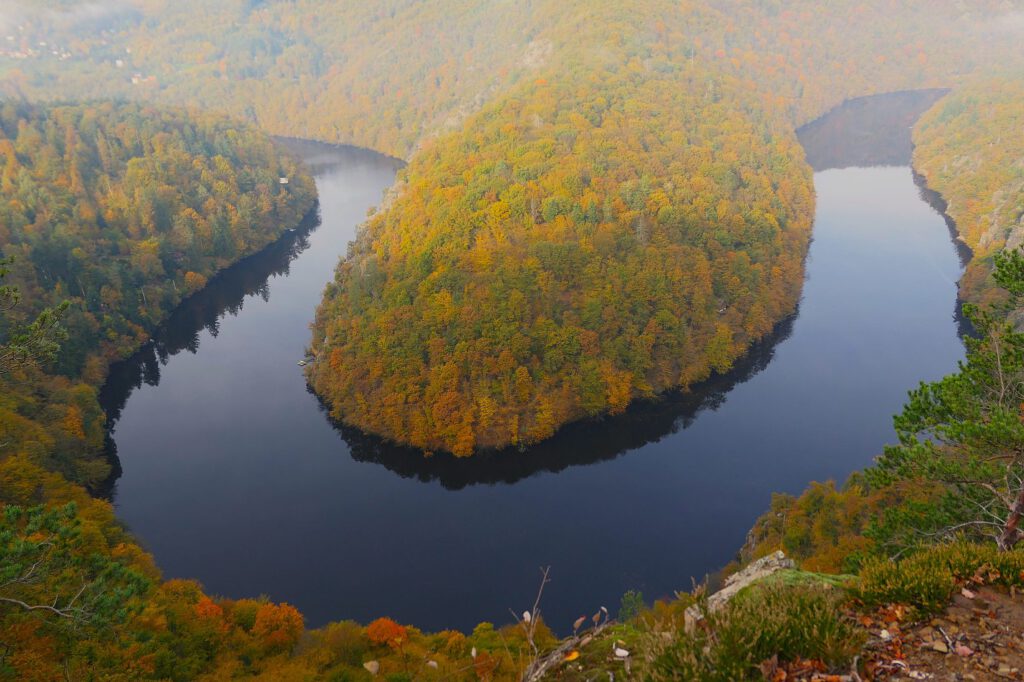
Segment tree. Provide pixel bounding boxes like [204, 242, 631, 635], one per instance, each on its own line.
[868, 248, 1024, 551]
[0, 257, 68, 376]
[0, 502, 148, 631]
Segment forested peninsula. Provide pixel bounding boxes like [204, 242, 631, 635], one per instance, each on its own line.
[306, 9, 815, 454]
[304, 1, 1024, 454]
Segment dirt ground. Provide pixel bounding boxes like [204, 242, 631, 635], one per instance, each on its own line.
[865, 586, 1024, 681]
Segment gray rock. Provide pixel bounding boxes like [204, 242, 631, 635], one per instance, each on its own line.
[684, 551, 795, 632]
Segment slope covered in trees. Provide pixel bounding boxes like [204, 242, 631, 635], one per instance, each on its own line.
[306, 4, 814, 454]
[305, 0, 1024, 454]
[1, 0, 573, 160]
[4, 1, 1023, 156]
[0, 101, 315, 486]
[5, 1, 1024, 452]
[913, 75, 1024, 308]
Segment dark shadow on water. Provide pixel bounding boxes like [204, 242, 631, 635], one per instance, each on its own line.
[913, 170, 977, 340]
[323, 313, 797, 490]
[797, 89, 948, 172]
[913, 170, 974, 270]
[95, 205, 324, 499]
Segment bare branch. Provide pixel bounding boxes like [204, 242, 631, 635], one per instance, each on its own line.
[0, 596, 79, 619]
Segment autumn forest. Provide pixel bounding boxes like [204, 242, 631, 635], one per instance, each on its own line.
[3, 0, 1024, 679]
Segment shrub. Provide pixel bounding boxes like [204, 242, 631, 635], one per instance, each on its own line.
[650, 583, 863, 681]
[853, 555, 954, 614]
[853, 542, 1024, 615]
[619, 590, 645, 622]
[306, 620, 369, 668]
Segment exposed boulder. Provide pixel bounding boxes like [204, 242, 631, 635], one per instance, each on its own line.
[684, 551, 796, 632]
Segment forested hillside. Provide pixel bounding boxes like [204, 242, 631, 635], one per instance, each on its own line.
[304, 0, 1024, 454]
[0, 101, 315, 485]
[306, 3, 814, 454]
[5, 0, 1024, 452]
[913, 75, 1024, 308]
[2, 0, 570, 160]
[4, 1, 1022, 155]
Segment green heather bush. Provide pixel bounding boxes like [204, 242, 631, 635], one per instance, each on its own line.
[649, 583, 863, 681]
[853, 542, 1024, 615]
[854, 555, 955, 614]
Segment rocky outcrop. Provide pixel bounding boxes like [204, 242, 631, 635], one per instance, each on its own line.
[684, 551, 796, 632]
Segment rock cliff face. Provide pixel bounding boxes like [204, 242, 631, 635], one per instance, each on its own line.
[684, 551, 796, 631]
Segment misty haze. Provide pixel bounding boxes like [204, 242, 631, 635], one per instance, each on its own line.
[2, 2, 1024, 680]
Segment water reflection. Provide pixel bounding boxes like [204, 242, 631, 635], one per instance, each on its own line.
[101, 214, 317, 423]
[330, 314, 796, 489]
[797, 89, 948, 171]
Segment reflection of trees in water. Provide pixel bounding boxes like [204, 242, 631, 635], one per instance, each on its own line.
[797, 89, 947, 172]
[913, 170, 973, 268]
[913, 170, 976, 340]
[277, 137, 405, 175]
[325, 313, 796, 490]
[95, 208, 321, 499]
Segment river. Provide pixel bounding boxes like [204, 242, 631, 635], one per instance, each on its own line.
[100, 90, 965, 633]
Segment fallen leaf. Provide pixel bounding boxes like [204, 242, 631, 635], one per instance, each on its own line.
[363, 661, 380, 675]
[961, 588, 977, 599]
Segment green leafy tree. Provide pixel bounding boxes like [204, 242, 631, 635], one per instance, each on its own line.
[868, 249, 1024, 551]
[0, 257, 68, 375]
[0, 503, 148, 629]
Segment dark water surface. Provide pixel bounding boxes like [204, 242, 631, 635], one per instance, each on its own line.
[101, 91, 965, 633]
